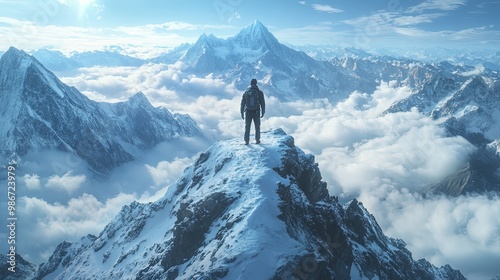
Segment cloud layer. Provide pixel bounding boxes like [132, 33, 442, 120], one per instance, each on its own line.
[1, 61, 498, 279]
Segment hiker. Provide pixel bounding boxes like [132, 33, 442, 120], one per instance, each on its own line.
[240, 78, 265, 145]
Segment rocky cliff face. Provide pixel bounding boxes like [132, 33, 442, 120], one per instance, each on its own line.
[32, 129, 465, 280]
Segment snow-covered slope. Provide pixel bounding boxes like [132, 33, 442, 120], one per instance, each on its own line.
[0, 47, 202, 173]
[34, 129, 465, 280]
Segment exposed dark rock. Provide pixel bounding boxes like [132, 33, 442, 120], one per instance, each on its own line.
[34, 241, 72, 280]
[0, 253, 37, 280]
[161, 192, 236, 269]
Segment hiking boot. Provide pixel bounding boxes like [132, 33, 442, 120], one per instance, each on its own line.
[245, 140, 249, 145]
[256, 140, 260, 144]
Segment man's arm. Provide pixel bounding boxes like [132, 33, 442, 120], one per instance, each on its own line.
[240, 93, 246, 119]
[259, 90, 265, 117]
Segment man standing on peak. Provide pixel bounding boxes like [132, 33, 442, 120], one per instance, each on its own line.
[240, 78, 265, 145]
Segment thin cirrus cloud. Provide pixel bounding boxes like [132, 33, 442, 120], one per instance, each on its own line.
[338, 1, 500, 48]
[341, 10, 446, 30]
[311, 3, 344, 13]
[392, 13, 444, 26]
[298, 2, 344, 13]
[407, 0, 467, 13]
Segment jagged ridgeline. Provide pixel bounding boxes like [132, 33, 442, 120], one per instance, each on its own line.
[25, 129, 465, 280]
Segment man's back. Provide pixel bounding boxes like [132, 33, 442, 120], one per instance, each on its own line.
[241, 79, 265, 144]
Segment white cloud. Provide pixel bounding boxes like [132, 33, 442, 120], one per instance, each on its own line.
[392, 13, 444, 26]
[146, 157, 192, 186]
[17, 192, 137, 262]
[337, 1, 499, 49]
[363, 192, 500, 280]
[262, 82, 475, 197]
[407, 0, 467, 13]
[311, 4, 344, 13]
[45, 171, 86, 193]
[342, 11, 446, 30]
[23, 173, 41, 190]
[60, 63, 239, 104]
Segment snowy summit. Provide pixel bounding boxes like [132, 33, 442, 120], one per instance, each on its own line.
[30, 129, 465, 280]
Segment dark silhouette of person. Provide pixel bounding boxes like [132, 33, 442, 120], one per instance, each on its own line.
[240, 78, 265, 144]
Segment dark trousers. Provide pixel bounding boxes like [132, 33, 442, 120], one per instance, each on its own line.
[244, 110, 260, 142]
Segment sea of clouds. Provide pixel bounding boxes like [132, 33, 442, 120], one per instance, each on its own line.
[1, 61, 498, 279]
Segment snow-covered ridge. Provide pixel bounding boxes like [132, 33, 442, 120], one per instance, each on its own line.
[32, 129, 465, 280]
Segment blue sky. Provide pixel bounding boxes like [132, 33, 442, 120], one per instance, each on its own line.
[0, 0, 499, 54]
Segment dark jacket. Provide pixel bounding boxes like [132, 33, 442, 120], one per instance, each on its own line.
[240, 85, 265, 115]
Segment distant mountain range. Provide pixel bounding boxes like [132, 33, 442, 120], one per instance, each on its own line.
[31, 48, 144, 72]
[0, 47, 202, 174]
[15, 21, 499, 105]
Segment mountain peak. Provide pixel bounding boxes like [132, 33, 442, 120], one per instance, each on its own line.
[4, 46, 29, 58]
[237, 19, 271, 37]
[192, 33, 222, 49]
[127, 91, 152, 107]
[35, 128, 465, 280]
[1, 46, 69, 101]
[0, 47, 47, 120]
[247, 19, 268, 34]
[0, 46, 35, 72]
[232, 20, 280, 50]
